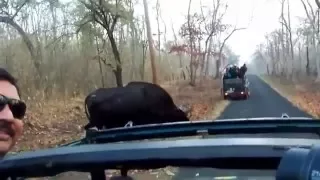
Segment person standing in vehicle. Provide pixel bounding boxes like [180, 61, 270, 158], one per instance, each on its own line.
[0, 68, 26, 157]
[239, 64, 247, 79]
[224, 67, 231, 79]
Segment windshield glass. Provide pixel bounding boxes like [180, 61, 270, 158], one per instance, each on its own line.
[5, 0, 316, 153]
[1, 0, 318, 179]
[27, 168, 275, 180]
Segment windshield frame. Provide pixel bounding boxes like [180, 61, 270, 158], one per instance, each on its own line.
[0, 137, 314, 178]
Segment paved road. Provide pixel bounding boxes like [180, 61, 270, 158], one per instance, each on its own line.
[173, 74, 312, 180]
[219, 74, 311, 118]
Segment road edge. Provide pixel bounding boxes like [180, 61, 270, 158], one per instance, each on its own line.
[209, 100, 230, 120]
[258, 75, 316, 118]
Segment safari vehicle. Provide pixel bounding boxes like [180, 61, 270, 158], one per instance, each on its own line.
[221, 65, 250, 100]
[1, 116, 320, 180]
[221, 76, 250, 100]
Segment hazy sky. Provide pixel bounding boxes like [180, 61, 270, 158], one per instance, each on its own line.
[136, 0, 308, 64]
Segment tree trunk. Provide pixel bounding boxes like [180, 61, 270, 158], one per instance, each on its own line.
[107, 31, 123, 87]
[143, 0, 158, 84]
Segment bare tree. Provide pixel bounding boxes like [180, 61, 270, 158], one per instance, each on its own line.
[0, 0, 42, 85]
[215, 27, 246, 78]
[143, 0, 158, 84]
[199, 0, 228, 76]
[300, 0, 320, 81]
[187, 0, 195, 85]
[79, 0, 131, 87]
[155, 0, 161, 62]
[279, 0, 294, 79]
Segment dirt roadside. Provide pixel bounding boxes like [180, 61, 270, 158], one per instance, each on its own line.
[260, 75, 320, 118]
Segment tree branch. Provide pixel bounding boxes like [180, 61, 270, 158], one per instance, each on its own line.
[10, 0, 28, 20]
[0, 16, 36, 60]
[111, 15, 119, 32]
[315, 0, 320, 9]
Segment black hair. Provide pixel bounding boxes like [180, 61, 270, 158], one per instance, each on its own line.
[0, 68, 21, 98]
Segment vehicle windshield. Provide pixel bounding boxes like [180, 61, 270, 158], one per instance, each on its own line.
[7, 0, 316, 152]
[29, 168, 275, 180]
[1, 0, 318, 179]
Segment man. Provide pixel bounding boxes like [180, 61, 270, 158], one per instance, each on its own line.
[229, 65, 237, 78]
[0, 68, 25, 157]
[223, 67, 231, 79]
[239, 63, 247, 79]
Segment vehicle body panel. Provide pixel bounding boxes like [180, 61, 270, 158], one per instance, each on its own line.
[0, 117, 318, 178]
[221, 77, 250, 99]
[0, 137, 316, 176]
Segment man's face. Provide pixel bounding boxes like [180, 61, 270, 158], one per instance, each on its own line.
[0, 80, 23, 155]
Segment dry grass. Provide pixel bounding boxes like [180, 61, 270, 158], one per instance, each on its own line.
[12, 97, 87, 152]
[162, 78, 230, 120]
[261, 75, 320, 118]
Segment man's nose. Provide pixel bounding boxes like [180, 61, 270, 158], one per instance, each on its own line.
[0, 105, 13, 119]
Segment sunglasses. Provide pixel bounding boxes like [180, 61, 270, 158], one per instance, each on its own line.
[0, 94, 26, 119]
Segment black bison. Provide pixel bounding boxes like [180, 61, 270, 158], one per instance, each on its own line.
[84, 81, 189, 130]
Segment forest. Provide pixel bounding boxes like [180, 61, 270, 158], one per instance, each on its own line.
[253, 0, 320, 120]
